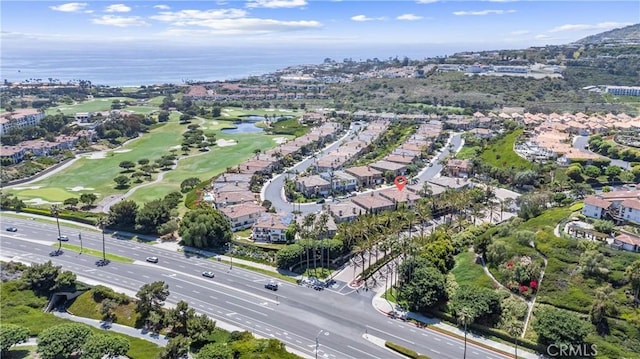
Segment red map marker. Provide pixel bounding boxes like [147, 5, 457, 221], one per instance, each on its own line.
[394, 176, 407, 191]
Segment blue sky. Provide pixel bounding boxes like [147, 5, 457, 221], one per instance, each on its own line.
[1, 1, 638, 52]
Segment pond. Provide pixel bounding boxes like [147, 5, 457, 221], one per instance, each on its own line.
[221, 122, 264, 134]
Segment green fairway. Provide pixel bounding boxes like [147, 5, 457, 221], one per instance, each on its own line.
[124, 105, 159, 114]
[7, 113, 185, 202]
[45, 97, 137, 116]
[220, 108, 302, 118]
[9, 111, 293, 208]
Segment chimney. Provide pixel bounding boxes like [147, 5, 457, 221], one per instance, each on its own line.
[339, 210, 343, 216]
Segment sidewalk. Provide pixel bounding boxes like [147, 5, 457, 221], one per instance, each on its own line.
[371, 290, 542, 359]
[52, 310, 169, 347]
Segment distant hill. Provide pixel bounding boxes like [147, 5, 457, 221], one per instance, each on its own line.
[572, 23, 640, 45]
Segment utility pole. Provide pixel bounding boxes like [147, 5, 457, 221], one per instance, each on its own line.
[227, 242, 233, 270]
[78, 232, 83, 253]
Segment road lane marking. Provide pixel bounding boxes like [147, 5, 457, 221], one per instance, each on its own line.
[365, 326, 415, 345]
[347, 345, 380, 359]
[224, 301, 268, 317]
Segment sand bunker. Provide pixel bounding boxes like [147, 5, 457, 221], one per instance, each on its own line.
[210, 121, 219, 125]
[12, 185, 43, 190]
[273, 137, 288, 144]
[24, 198, 59, 205]
[67, 186, 95, 192]
[216, 139, 237, 147]
[113, 149, 132, 153]
[83, 152, 107, 159]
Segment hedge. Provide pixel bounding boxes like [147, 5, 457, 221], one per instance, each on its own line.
[19, 207, 103, 226]
[385, 341, 430, 359]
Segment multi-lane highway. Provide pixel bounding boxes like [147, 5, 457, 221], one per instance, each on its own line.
[1, 216, 513, 359]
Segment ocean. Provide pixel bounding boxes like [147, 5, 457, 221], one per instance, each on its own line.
[0, 44, 461, 87]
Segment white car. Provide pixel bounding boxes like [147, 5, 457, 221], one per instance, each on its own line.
[146, 256, 159, 263]
[202, 271, 215, 278]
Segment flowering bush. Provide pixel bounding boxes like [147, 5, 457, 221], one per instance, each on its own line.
[500, 256, 541, 298]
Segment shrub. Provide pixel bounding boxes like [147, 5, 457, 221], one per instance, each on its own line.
[384, 341, 430, 359]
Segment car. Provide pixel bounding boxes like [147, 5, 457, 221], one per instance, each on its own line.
[316, 198, 325, 204]
[146, 256, 159, 263]
[265, 280, 278, 291]
[5, 227, 18, 232]
[57, 235, 69, 241]
[202, 271, 215, 278]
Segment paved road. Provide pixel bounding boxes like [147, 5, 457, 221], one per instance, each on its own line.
[1, 217, 514, 359]
[573, 136, 631, 169]
[263, 131, 463, 215]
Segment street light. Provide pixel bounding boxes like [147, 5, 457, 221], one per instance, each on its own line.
[315, 329, 323, 359]
[51, 205, 62, 253]
[78, 232, 83, 254]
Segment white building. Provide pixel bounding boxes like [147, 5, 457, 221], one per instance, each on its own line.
[605, 86, 640, 97]
[219, 203, 264, 231]
[0, 109, 45, 135]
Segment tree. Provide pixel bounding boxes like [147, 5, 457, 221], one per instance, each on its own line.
[504, 320, 523, 359]
[473, 235, 493, 259]
[52, 270, 77, 292]
[107, 199, 138, 228]
[626, 260, 640, 304]
[187, 313, 216, 345]
[0, 324, 29, 355]
[397, 258, 446, 312]
[135, 281, 170, 323]
[138, 158, 150, 166]
[37, 323, 92, 359]
[619, 170, 636, 183]
[158, 335, 191, 359]
[63, 197, 79, 209]
[158, 111, 170, 122]
[590, 284, 612, 335]
[135, 198, 173, 233]
[451, 286, 502, 326]
[179, 206, 232, 249]
[579, 249, 609, 277]
[79, 193, 98, 207]
[457, 307, 475, 359]
[114, 175, 130, 189]
[22, 260, 61, 295]
[533, 307, 589, 346]
[592, 219, 614, 234]
[100, 298, 118, 321]
[82, 334, 130, 359]
[604, 165, 622, 180]
[422, 239, 456, 273]
[513, 170, 537, 187]
[181, 177, 201, 193]
[196, 343, 233, 359]
[168, 300, 195, 337]
[486, 242, 508, 265]
[583, 165, 601, 179]
[118, 161, 136, 172]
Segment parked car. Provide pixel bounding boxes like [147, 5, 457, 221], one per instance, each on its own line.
[57, 235, 69, 241]
[146, 256, 159, 263]
[265, 280, 278, 291]
[316, 198, 325, 204]
[5, 227, 18, 232]
[202, 271, 215, 278]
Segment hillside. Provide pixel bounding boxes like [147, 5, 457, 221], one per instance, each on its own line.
[573, 23, 640, 45]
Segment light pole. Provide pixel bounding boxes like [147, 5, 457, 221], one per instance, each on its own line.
[315, 329, 323, 359]
[51, 205, 62, 252]
[78, 232, 83, 254]
[226, 242, 233, 270]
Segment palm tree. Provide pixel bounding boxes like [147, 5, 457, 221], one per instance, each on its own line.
[97, 217, 109, 264]
[51, 204, 62, 252]
[415, 201, 432, 237]
[457, 308, 474, 359]
[504, 320, 523, 359]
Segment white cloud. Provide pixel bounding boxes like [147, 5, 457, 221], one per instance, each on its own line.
[153, 4, 170, 10]
[549, 22, 633, 33]
[351, 14, 385, 22]
[49, 2, 88, 12]
[510, 30, 530, 35]
[453, 9, 515, 16]
[92, 15, 149, 27]
[160, 18, 321, 36]
[104, 4, 132, 13]
[396, 14, 423, 21]
[150, 9, 247, 23]
[245, 0, 307, 8]
[416, 0, 438, 3]
[534, 34, 550, 40]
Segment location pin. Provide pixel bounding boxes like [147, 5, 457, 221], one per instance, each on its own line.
[394, 176, 407, 191]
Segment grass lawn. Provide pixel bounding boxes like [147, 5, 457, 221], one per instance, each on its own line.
[455, 146, 480, 160]
[57, 243, 134, 263]
[45, 97, 136, 116]
[67, 290, 139, 328]
[480, 129, 532, 170]
[124, 105, 159, 115]
[450, 251, 494, 289]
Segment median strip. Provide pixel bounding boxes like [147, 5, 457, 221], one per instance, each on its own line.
[52, 243, 134, 263]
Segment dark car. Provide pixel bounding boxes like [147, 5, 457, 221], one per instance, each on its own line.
[265, 280, 278, 291]
[5, 227, 18, 232]
[202, 271, 215, 278]
[316, 199, 325, 204]
[57, 235, 69, 241]
[146, 256, 159, 263]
